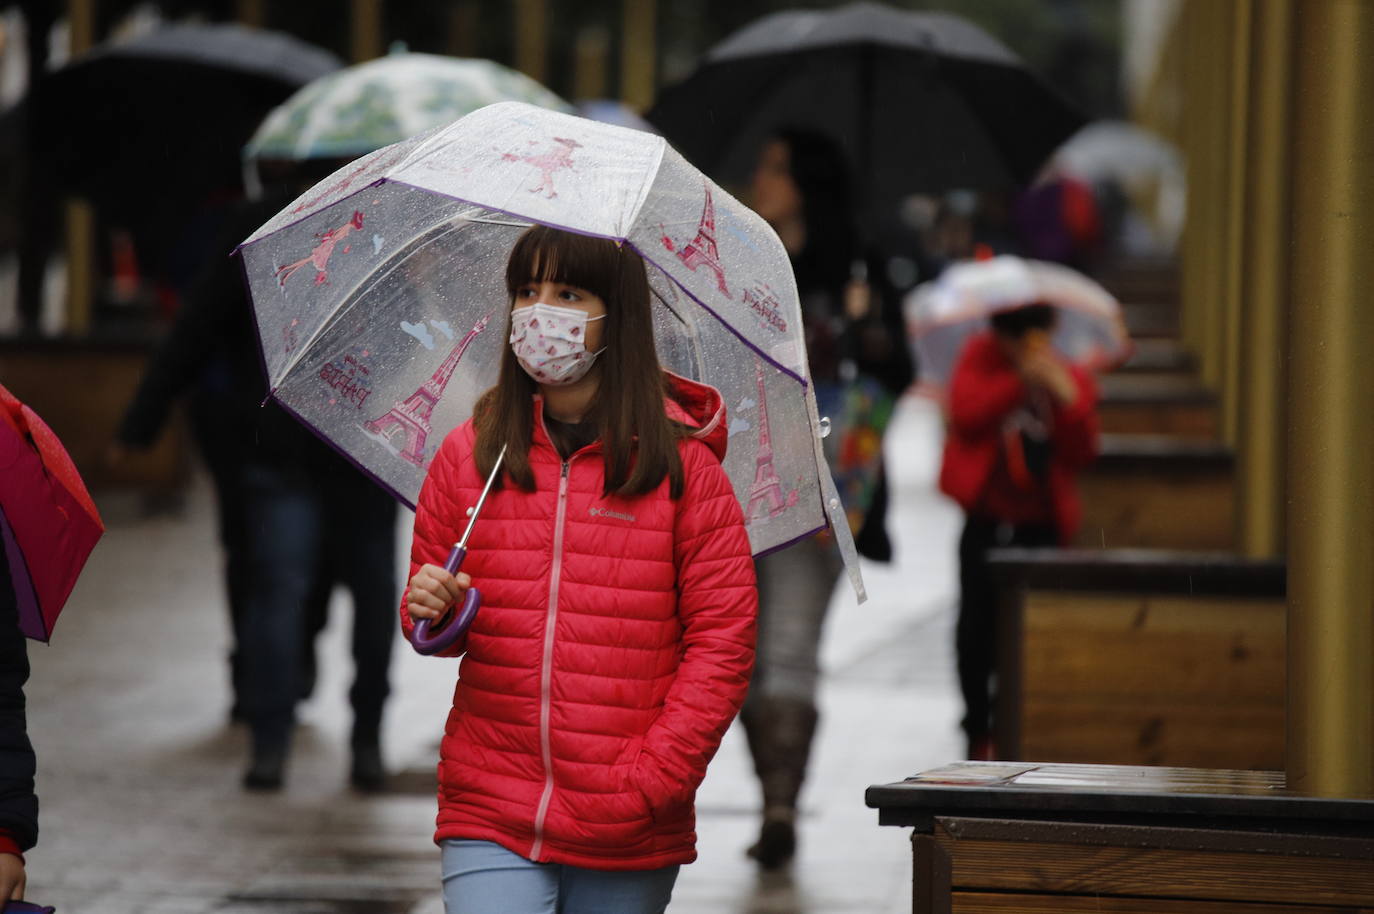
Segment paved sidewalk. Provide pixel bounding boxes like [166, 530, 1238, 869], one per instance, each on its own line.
[22, 394, 963, 913]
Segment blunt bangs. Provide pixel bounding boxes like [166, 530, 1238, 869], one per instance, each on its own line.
[505, 225, 629, 303]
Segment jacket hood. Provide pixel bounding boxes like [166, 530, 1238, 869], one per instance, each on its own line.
[664, 371, 728, 463]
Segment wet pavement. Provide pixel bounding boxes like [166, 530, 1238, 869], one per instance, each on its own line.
[23, 394, 964, 913]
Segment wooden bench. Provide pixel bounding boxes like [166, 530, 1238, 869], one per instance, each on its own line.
[1118, 299, 1181, 340]
[866, 761, 1374, 914]
[988, 549, 1285, 770]
[1097, 373, 1219, 438]
[1093, 256, 1180, 306]
[1076, 434, 1235, 550]
[1111, 337, 1196, 382]
[0, 335, 189, 496]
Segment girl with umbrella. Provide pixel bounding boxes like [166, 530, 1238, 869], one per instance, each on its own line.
[402, 226, 757, 913]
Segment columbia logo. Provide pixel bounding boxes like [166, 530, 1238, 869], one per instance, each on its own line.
[589, 506, 636, 523]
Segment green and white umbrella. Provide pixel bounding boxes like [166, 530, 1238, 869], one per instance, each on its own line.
[244, 50, 572, 162]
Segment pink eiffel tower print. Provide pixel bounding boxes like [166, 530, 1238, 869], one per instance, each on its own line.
[745, 362, 798, 524]
[661, 187, 730, 296]
[501, 136, 583, 198]
[364, 311, 495, 467]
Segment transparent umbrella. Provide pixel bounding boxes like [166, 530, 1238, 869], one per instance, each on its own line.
[236, 101, 865, 601]
[243, 50, 572, 164]
[905, 255, 1132, 395]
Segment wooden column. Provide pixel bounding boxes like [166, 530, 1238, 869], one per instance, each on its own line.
[514, 0, 548, 86]
[620, 0, 655, 112]
[64, 0, 96, 336]
[574, 26, 610, 102]
[1176, 1, 1208, 367]
[350, 0, 382, 63]
[447, 2, 480, 58]
[235, 0, 265, 27]
[1220, 0, 1253, 446]
[1285, 0, 1374, 797]
[1236, 0, 1292, 558]
[1197, 0, 1232, 401]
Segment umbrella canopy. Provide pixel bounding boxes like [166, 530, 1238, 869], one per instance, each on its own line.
[905, 255, 1131, 393]
[647, 1, 1085, 214]
[244, 52, 573, 163]
[1050, 120, 1187, 252]
[31, 22, 342, 221]
[576, 98, 659, 134]
[0, 382, 104, 642]
[237, 102, 865, 600]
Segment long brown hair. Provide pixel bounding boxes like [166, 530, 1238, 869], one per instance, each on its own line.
[473, 225, 685, 498]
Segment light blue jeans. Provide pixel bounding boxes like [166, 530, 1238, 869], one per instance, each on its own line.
[441, 839, 680, 914]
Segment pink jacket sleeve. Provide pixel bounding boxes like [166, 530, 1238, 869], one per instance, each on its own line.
[400, 427, 474, 659]
[634, 441, 758, 814]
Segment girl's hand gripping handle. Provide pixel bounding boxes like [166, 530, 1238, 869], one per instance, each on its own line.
[410, 443, 504, 657]
[409, 545, 481, 656]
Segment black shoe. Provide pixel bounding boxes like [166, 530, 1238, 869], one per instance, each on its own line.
[243, 748, 286, 791]
[350, 744, 387, 793]
[746, 817, 796, 870]
[298, 651, 318, 702]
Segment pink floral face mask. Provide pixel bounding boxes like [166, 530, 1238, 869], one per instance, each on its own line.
[509, 302, 606, 386]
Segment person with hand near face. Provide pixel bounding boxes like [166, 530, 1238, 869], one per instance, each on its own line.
[938, 303, 1100, 761]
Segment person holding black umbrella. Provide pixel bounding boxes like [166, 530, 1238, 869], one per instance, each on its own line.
[647, 2, 1085, 240]
[740, 128, 912, 870]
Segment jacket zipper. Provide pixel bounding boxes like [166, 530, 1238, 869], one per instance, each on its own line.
[530, 459, 571, 860]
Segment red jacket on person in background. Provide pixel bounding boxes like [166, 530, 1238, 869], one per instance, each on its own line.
[402, 373, 757, 871]
[938, 331, 1100, 542]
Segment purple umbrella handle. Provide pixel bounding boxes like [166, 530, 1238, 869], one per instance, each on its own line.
[409, 543, 481, 656]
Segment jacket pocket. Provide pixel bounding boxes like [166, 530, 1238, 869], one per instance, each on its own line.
[617, 736, 656, 823]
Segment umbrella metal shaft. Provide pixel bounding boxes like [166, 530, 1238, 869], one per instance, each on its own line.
[458, 443, 506, 549]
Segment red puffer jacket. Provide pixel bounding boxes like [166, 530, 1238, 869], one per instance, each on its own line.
[403, 373, 757, 871]
[938, 331, 1099, 542]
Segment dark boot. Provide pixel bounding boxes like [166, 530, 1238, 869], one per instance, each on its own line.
[740, 696, 819, 869]
[244, 733, 289, 792]
[350, 715, 387, 792]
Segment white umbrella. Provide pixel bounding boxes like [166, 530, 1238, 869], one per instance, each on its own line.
[244, 51, 572, 162]
[905, 255, 1131, 394]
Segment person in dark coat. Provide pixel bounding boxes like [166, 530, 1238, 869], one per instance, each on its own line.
[0, 549, 39, 902]
[116, 194, 399, 792]
[114, 194, 336, 723]
[741, 128, 914, 870]
[939, 303, 1099, 759]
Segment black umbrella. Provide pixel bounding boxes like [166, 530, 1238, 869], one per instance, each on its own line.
[31, 22, 341, 224]
[647, 2, 1086, 211]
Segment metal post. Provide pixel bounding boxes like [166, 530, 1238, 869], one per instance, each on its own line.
[1285, 0, 1374, 797]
